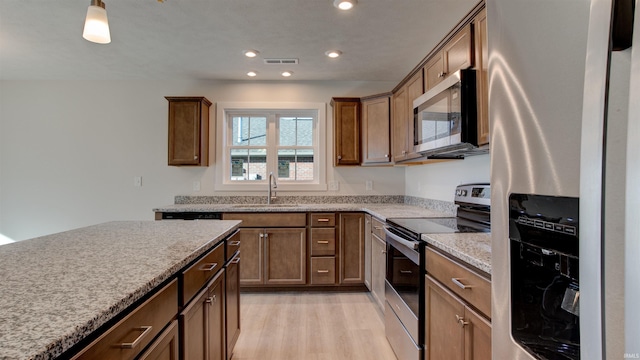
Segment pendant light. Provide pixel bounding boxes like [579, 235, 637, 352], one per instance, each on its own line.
[82, 0, 111, 44]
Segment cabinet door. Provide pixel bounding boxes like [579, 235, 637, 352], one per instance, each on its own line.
[426, 275, 464, 360]
[391, 86, 409, 162]
[138, 320, 179, 360]
[361, 96, 391, 164]
[464, 305, 492, 360]
[371, 233, 386, 311]
[364, 215, 372, 290]
[180, 285, 208, 360]
[166, 97, 211, 166]
[444, 24, 473, 76]
[339, 213, 365, 284]
[332, 98, 361, 166]
[424, 53, 445, 91]
[207, 272, 226, 360]
[264, 228, 307, 285]
[225, 253, 241, 360]
[474, 8, 489, 146]
[238, 229, 264, 286]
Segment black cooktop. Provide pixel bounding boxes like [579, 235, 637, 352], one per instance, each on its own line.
[387, 217, 490, 239]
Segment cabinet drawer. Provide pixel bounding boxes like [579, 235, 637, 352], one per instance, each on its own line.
[310, 213, 336, 227]
[311, 257, 336, 285]
[391, 258, 420, 286]
[223, 212, 306, 227]
[181, 241, 224, 305]
[426, 248, 491, 318]
[310, 228, 336, 256]
[225, 231, 241, 261]
[371, 217, 385, 239]
[72, 280, 178, 360]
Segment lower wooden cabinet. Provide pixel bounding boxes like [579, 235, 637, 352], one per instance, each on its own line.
[339, 213, 365, 285]
[138, 320, 179, 360]
[180, 270, 226, 360]
[425, 275, 491, 360]
[371, 224, 387, 311]
[225, 252, 241, 360]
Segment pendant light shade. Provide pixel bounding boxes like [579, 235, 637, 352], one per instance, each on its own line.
[83, 0, 111, 44]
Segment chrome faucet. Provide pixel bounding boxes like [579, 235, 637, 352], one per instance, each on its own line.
[267, 172, 277, 204]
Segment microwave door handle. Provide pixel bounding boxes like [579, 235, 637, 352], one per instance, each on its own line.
[383, 227, 419, 250]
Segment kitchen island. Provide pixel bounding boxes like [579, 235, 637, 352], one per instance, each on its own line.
[0, 220, 241, 360]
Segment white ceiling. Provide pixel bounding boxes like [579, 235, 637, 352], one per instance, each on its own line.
[0, 0, 479, 82]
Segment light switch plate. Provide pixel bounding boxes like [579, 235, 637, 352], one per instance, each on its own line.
[366, 180, 373, 191]
[193, 181, 201, 191]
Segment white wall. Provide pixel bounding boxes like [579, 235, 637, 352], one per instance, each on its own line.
[0, 79, 406, 241]
[403, 154, 491, 202]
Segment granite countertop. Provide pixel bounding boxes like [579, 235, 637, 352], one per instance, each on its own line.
[0, 220, 241, 360]
[422, 232, 492, 275]
[152, 203, 453, 221]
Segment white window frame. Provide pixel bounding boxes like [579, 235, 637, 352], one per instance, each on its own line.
[215, 102, 327, 191]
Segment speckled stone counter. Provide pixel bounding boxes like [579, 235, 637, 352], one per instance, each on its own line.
[153, 203, 453, 221]
[0, 220, 240, 360]
[422, 232, 492, 274]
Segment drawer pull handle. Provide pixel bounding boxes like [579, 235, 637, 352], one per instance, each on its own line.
[317, 270, 330, 273]
[317, 240, 330, 244]
[120, 326, 152, 349]
[200, 263, 218, 272]
[229, 240, 241, 246]
[206, 295, 217, 304]
[317, 218, 331, 222]
[374, 226, 383, 230]
[231, 257, 240, 264]
[400, 270, 413, 274]
[452, 278, 472, 289]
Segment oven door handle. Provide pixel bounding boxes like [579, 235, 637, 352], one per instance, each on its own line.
[384, 227, 419, 250]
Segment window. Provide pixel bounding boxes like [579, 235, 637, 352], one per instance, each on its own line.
[216, 102, 326, 191]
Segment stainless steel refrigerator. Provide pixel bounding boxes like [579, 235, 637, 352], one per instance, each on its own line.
[488, 0, 638, 359]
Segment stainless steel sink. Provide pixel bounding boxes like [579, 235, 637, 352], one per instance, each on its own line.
[231, 204, 299, 208]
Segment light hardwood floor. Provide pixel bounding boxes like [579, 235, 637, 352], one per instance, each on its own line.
[231, 291, 397, 360]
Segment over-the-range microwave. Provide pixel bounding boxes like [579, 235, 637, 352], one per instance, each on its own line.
[413, 69, 480, 158]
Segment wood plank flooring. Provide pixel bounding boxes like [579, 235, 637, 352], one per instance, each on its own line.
[232, 291, 397, 360]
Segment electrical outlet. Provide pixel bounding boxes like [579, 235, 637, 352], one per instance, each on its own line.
[366, 180, 373, 191]
[328, 180, 339, 191]
[193, 181, 201, 191]
[134, 176, 142, 187]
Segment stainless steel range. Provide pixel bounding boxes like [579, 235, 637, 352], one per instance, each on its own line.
[383, 183, 491, 360]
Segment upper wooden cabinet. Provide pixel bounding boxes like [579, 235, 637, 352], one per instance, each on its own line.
[424, 24, 473, 91]
[361, 94, 391, 165]
[392, 71, 423, 162]
[331, 97, 361, 166]
[474, 8, 489, 146]
[166, 96, 212, 166]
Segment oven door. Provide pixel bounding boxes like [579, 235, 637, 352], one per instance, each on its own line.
[384, 227, 424, 360]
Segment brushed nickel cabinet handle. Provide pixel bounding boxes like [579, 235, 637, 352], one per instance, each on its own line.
[317, 240, 330, 244]
[452, 278, 472, 289]
[374, 226, 383, 230]
[120, 326, 152, 349]
[456, 314, 469, 326]
[229, 240, 241, 246]
[194, 155, 198, 160]
[200, 263, 218, 272]
[317, 270, 330, 273]
[205, 295, 217, 304]
[400, 270, 413, 274]
[317, 218, 330, 222]
[338, 155, 342, 160]
[231, 257, 240, 264]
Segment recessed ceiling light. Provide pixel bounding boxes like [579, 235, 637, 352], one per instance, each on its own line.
[333, 0, 356, 10]
[243, 50, 259, 58]
[281, 71, 293, 77]
[247, 71, 257, 77]
[325, 50, 342, 58]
